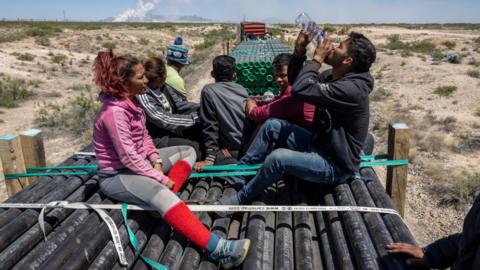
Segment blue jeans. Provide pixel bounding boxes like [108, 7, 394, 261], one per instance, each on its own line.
[234, 118, 349, 203]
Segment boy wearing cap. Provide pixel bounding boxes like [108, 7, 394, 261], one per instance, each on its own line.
[194, 55, 252, 171]
[166, 36, 189, 99]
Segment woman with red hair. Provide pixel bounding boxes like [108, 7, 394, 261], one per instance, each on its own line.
[92, 50, 250, 269]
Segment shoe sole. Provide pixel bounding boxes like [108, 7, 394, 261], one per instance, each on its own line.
[221, 239, 251, 269]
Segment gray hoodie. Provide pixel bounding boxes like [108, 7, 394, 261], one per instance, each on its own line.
[199, 81, 251, 162]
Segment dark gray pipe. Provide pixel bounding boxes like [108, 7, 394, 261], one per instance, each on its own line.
[274, 180, 294, 270]
[11, 195, 107, 270]
[350, 178, 405, 269]
[131, 219, 172, 270]
[241, 196, 268, 270]
[0, 168, 96, 252]
[333, 183, 380, 270]
[312, 208, 335, 270]
[322, 191, 355, 270]
[0, 179, 98, 269]
[89, 212, 146, 270]
[0, 154, 79, 214]
[0, 158, 93, 228]
[110, 215, 156, 270]
[292, 181, 315, 270]
[360, 167, 416, 245]
[35, 198, 118, 270]
[178, 179, 219, 270]
[261, 184, 276, 270]
[59, 206, 131, 270]
[198, 185, 237, 270]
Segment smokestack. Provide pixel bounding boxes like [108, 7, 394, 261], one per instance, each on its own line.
[114, 0, 161, 22]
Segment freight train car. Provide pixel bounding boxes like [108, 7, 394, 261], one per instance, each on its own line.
[240, 21, 267, 40]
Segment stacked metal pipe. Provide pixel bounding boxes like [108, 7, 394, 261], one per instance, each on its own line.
[229, 39, 290, 63]
[0, 147, 416, 269]
[230, 39, 290, 96]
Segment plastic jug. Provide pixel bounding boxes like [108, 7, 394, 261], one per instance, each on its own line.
[295, 12, 324, 46]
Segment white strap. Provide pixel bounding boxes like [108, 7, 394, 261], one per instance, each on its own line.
[74, 152, 96, 156]
[3, 202, 400, 216]
[39, 201, 69, 241]
[37, 201, 128, 266]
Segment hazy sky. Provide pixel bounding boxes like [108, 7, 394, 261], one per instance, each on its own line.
[1, 0, 480, 23]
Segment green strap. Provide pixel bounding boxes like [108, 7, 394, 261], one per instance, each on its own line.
[26, 165, 99, 172]
[200, 155, 393, 170]
[360, 159, 409, 167]
[121, 203, 167, 270]
[5, 155, 408, 180]
[360, 154, 389, 161]
[5, 171, 94, 179]
[21, 156, 391, 172]
[201, 164, 263, 171]
[189, 170, 258, 178]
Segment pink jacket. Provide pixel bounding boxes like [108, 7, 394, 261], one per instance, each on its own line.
[93, 93, 167, 184]
[249, 85, 315, 129]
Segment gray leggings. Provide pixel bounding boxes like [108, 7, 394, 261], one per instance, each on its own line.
[99, 146, 196, 215]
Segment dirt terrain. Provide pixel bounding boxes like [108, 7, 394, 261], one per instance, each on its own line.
[1, 23, 479, 246]
[0, 24, 219, 164]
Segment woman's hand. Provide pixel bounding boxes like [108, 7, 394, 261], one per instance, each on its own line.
[386, 243, 431, 268]
[165, 178, 175, 190]
[151, 158, 163, 172]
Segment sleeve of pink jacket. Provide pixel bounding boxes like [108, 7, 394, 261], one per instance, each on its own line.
[104, 108, 167, 184]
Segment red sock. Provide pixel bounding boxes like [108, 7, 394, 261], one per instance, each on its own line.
[163, 201, 211, 249]
[168, 160, 192, 193]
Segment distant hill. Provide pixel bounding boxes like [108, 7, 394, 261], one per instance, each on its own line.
[104, 14, 213, 23]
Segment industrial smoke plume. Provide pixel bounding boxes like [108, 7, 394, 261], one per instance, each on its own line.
[114, 0, 161, 22]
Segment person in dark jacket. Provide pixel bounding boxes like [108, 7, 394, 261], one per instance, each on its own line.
[194, 55, 252, 171]
[136, 57, 202, 157]
[387, 194, 480, 270]
[214, 31, 376, 207]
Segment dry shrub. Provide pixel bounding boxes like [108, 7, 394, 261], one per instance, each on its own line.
[467, 70, 480, 78]
[434, 85, 457, 97]
[442, 116, 457, 132]
[440, 172, 480, 204]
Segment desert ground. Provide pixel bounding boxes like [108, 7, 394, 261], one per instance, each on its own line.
[0, 22, 479, 246]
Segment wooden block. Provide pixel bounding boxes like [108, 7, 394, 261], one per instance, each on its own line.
[386, 123, 410, 217]
[20, 129, 46, 184]
[0, 134, 28, 197]
[0, 161, 6, 202]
